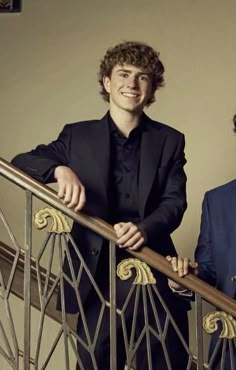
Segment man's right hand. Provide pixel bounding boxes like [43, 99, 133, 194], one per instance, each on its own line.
[54, 166, 86, 211]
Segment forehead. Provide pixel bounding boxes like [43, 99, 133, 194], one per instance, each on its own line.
[112, 64, 148, 74]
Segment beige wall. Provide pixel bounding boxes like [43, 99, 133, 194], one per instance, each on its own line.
[1, 0, 236, 368]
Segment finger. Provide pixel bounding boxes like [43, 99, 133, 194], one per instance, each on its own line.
[57, 183, 66, 199]
[74, 186, 86, 211]
[128, 237, 145, 250]
[183, 257, 190, 275]
[63, 185, 73, 204]
[170, 257, 178, 272]
[118, 230, 142, 248]
[67, 186, 80, 208]
[116, 224, 138, 245]
[166, 255, 172, 262]
[177, 258, 185, 277]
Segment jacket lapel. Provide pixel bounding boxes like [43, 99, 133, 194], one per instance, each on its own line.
[139, 116, 167, 218]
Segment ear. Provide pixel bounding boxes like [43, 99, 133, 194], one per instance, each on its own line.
[103, 75, 111, 93]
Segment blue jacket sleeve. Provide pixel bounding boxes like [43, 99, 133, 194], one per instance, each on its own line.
[194, 193, 216, 286]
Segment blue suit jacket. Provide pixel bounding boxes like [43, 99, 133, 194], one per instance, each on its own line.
[195, 180, 236, 369]
[195, 180, 236, 297]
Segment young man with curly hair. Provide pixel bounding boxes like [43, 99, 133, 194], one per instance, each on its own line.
[12, 41, 189, 370]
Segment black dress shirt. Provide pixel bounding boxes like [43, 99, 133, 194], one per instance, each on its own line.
[108, 114, 143, 225]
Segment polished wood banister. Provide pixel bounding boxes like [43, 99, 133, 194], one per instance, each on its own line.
[1, 157, 236, 317]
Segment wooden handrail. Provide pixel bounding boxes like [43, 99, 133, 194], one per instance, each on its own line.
[1, 157, 236, 317]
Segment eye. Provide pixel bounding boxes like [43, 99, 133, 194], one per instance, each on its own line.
[139, 74, 149, 81]
[119, 72, 129, 78]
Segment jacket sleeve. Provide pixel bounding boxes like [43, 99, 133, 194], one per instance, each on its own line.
[194, 193, 216, 286]
[11, 124, 72, 184]
[139, 133, 187, 242]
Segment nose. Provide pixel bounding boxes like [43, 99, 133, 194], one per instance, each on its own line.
[127, 75, 138, 89]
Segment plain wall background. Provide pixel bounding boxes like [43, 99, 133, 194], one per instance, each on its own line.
[1, 0, 236, 368]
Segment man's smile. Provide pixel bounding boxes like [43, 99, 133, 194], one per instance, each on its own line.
[121, 92, 140, 98]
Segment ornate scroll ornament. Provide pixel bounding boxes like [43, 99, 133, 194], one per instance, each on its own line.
[203, 311, 236, 339]
[33, 207, 71, 234]
[117, 258, 156, 285]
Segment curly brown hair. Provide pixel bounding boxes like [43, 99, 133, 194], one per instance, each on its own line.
[98, 41, 165, 106]
[233, 114, 236, 133]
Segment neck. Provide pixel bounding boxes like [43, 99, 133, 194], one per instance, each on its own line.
[109, 107, 142, 137]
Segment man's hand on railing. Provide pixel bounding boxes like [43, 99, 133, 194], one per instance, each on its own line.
[166, 256, 199, 291]
[54, 166, 86, 211]
[114, 222, 147, 251]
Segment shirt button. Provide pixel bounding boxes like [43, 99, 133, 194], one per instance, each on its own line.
[231, 276, 236, 282]
[91, 248, 99, 256]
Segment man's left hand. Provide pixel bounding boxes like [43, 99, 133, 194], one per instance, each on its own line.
[114, 222, 146, 250]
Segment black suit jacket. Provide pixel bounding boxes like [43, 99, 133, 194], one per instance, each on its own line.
[12, 112, 187, 312]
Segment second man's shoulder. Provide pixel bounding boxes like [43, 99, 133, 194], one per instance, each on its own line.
[205, 179, 236, 200]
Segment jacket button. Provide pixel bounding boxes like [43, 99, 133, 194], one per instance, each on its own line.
[231, 276, 236, 282]
[91, 248, 99, 256]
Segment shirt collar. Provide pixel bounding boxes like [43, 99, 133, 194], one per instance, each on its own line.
[108, 111, 145, 138]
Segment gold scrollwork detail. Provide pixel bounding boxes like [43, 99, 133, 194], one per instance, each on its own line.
[203, 311, 236, 339]
[33, 207, 71, 234]
[117, 258, 156, 285]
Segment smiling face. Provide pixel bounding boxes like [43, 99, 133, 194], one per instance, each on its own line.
[103, 64, 152, 116]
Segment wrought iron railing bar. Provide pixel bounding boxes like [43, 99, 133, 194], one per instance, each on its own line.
[43, 233, 56, 300]
[0, 320, 15, 363]
[58, 235, 70, 370]
[42, 277, 60, 315]
[0, 345, 14, 368]
[126, 285, 140, 359]
[229, 340, 235, 369]
[195, 294, 204, 370]
[34, 305, 46, 368]
[4, 299, 20, 368]
[109, 241, 117, 370]
[35, 233, 53, 308]
[67, 331, 85, 370]
[23, 190, 32, 370]
[142, 286, 153, 370]
[0, 209, 21, 299]
[221, 340, 227, 369]
[39, 328, 63, 370]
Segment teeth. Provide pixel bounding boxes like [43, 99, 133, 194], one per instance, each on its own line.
[122, 93, 138, 97]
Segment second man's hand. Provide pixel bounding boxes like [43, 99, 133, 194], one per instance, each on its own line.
[166, 255, 199, 291]
[114, 222, 146, 251]
[54, 165, 86, 211]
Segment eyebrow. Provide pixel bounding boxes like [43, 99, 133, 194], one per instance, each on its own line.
[116, 68, 149, 76]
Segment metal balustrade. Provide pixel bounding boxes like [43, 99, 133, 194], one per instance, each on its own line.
[1, 157, 236, 370]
